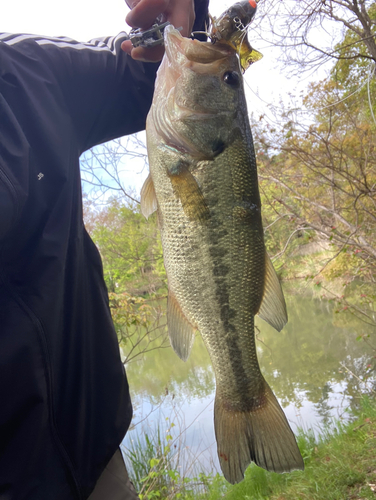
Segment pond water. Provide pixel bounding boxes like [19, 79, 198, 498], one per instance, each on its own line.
[121, 291, 376, 476]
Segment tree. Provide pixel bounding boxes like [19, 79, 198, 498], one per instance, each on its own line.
[254, 0, 376, 75]
[256, 81, 376, 273]
[83, 197, 169, 364]
[252, 31, 376, 329]
[84, 196, 165, 295]
[252, 4, 376, 277]
[80, 135, 148, 204]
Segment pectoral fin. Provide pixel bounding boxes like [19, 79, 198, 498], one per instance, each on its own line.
[167, 291, 196, 362]
[140, 174, 157, 219]
[257, 252, 288, 332]
[168, 164, 210, 223]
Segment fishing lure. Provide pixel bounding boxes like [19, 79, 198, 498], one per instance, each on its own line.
[210, 0, 263, 71]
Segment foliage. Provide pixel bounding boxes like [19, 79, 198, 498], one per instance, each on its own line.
[256, 75, 376, 267]
[252, 2, 376, 264]
[109, 292, 170, 363]
[123, 419, 226, 500]
[84, 196, 170, 362]
[84, 196, 165, 295]
[108, 292, 169, 364]
[253, 0, 376, 74]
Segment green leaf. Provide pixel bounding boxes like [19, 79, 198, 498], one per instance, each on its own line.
[168, 469, 179, 481]
[150, 458, 160, 468]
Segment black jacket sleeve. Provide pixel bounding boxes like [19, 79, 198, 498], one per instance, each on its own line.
[30, 33, 160, 153]
[0, 92, 30, 241]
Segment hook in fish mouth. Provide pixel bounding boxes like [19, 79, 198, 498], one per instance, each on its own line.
[189, 1, 263, 72]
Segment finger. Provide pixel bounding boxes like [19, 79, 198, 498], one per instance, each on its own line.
[167, 2, 195, 37]
[121, 40, 165, 62]
[121, 39, 134, 56]
[125, 0, 141, 8]
[126, 0, 169, 30]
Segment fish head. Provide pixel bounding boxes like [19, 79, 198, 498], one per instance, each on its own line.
[149, 25, 247, 159]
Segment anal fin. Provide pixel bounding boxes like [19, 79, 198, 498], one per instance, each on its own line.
[167, 291, 196, 362]
[257, 252, 288, 332]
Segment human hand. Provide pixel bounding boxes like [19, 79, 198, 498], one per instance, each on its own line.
[121, 0, 195, 62]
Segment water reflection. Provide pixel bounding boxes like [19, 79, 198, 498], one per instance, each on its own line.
[122, 293, 375, 474]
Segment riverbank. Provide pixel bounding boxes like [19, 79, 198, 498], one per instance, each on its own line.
[125, 396, 376, 499]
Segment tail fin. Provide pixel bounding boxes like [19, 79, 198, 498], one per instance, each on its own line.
[214, 383, 304, 484]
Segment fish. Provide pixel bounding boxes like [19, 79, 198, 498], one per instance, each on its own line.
[141, 24, 304, 484]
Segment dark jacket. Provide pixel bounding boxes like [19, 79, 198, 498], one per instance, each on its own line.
[0, 3, 208, 499]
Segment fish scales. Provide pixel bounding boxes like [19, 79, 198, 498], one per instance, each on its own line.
[142, 24, 304, 483]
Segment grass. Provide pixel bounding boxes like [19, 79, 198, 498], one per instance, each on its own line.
[123, 418, 223, 499]
[123, 397, 376, 499]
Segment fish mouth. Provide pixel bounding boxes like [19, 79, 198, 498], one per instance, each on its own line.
[164, 25, 234, 67]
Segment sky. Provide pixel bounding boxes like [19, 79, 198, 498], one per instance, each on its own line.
[1, 0, 316, 194]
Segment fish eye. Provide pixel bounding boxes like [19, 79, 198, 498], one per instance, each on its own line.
[223, 71, 241, 88]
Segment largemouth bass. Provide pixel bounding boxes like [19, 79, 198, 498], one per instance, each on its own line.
[141, 25, 304, 484]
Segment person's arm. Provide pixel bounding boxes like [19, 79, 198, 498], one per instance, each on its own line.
[0, 96, 29, 241]
[31, 0, 208, 151]
[0, 32, 153, 243]
[0, 180, 17, 240]
[32, 33, 159, 153]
